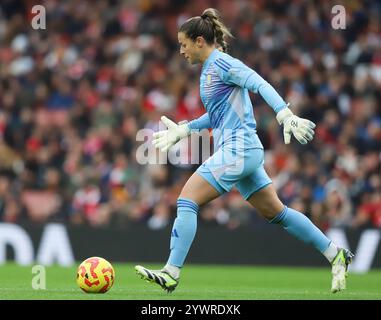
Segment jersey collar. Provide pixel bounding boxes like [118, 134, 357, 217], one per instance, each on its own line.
[202, 48, 219, 72]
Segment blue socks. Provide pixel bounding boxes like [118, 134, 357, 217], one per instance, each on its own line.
[270, 206, 331, 253]
[167, 201, 331, 268]
[168, 198, 199, 267]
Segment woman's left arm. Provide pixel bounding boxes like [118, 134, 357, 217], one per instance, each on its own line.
[214, 56, 316, 145]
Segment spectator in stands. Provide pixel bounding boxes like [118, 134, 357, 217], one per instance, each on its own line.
[0, 0, 380, 230]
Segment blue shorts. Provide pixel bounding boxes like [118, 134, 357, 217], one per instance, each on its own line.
[196, 147, 272, 200]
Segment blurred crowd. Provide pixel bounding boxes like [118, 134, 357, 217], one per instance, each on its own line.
[0, 0, 380, 231]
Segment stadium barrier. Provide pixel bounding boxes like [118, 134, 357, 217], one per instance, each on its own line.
[0, 222, 380, 272]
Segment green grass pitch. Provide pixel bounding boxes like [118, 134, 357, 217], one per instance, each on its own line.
[0, 263, 380, 300]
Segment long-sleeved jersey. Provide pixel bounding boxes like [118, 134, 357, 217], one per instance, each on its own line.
[189, 48, 288, 151]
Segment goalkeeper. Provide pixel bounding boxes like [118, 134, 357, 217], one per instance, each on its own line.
[136, 8, 353, 294]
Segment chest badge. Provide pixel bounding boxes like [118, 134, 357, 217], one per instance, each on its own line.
[207, 74, 212, 85]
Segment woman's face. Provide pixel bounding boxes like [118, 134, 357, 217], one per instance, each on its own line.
[177, 32, 202, 65]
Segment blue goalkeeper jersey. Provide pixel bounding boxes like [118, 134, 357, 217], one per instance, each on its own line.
[193, 48, 288, 151]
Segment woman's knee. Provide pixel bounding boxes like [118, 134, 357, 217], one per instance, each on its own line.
[178, 173, 221, 206]
[257, 202, 284, 220]
[247, 185, 284, 220]
[179, 183, 198, 201]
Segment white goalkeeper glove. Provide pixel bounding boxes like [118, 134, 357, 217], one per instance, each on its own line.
[276, 106, 316, 145]
[152, 116, 191, 152]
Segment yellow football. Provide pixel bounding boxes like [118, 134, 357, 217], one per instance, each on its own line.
[76, 257, 115, 293]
